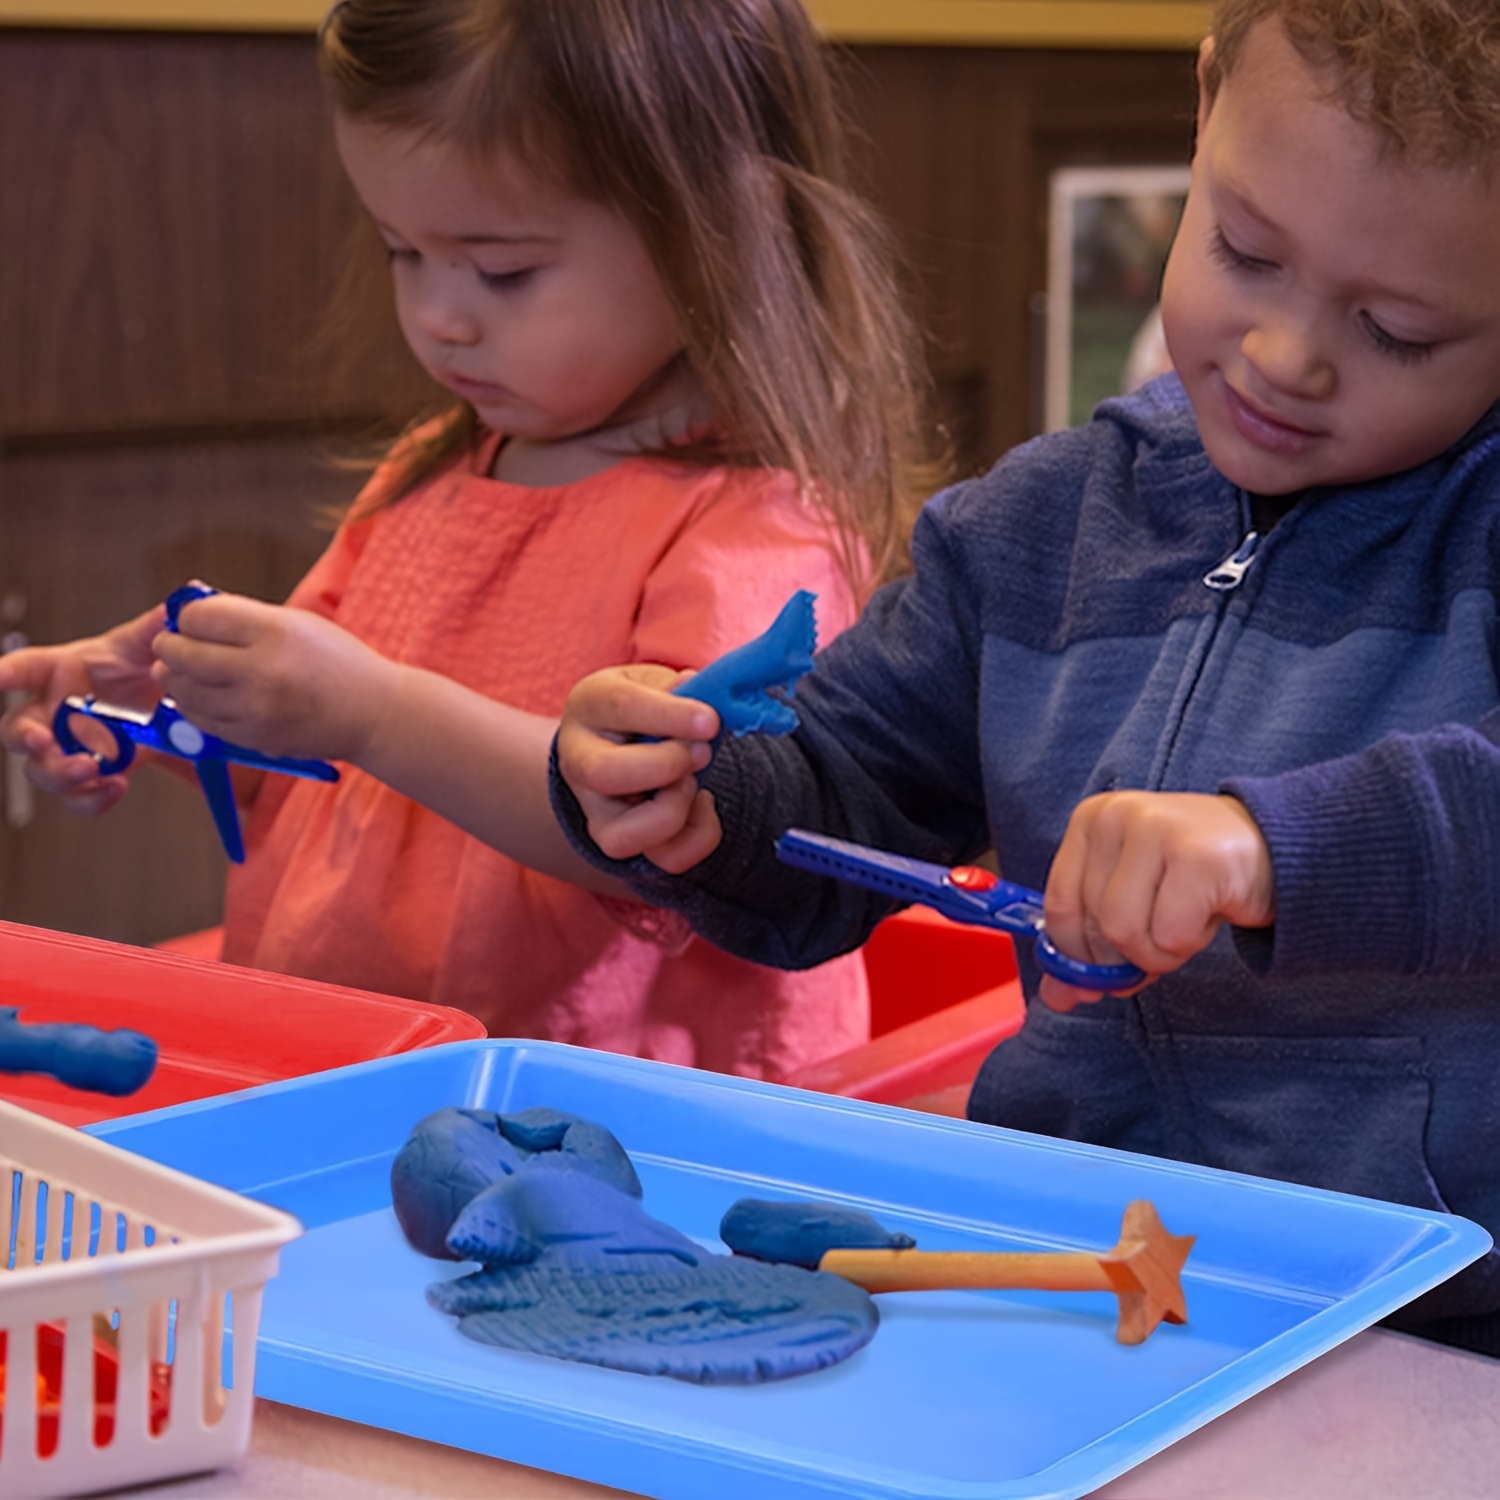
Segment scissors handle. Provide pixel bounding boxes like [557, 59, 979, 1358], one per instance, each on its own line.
[52, 585, 341, 863]
[53, 692, 337, 865]
[161, 585, 338, 780]
[165, 581, 216, 630]
[774, 828, 1144, 991]
[52, 696, 139, 775]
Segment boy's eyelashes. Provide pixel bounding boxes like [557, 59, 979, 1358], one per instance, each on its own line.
[1208, 226, 1274, 275]
[1208, 227, 1437, 367]
[1358, 312, 1436, 366]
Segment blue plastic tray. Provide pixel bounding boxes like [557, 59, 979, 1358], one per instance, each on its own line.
[89, 1039, 1490, 1500]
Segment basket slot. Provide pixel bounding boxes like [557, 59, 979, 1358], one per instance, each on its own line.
[14, 1173, 41, 1267]
[1, 1165, 16, 1271]
[98, 1309, 124, 1449]
[80, 1198, 102, 1258]
[102, 1205, 125, 1257]
[227, 1288, 259, 1405]
[150, 1297, 172, 1369]
[41, 1184, 66, 1267]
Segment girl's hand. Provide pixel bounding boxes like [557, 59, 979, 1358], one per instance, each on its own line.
[152, 593, 399, 764]
[556, 665, 721, 872]
[0, 607, 165, 815]
[1039, 791, 1275, 1012]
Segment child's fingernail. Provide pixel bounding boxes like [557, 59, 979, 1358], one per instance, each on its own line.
[691, 713, 716, 737]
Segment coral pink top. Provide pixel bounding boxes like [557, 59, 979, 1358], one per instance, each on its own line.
[221, 437, 869, 1080]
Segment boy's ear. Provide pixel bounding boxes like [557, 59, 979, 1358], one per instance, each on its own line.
[1195, 36, 1218, 139]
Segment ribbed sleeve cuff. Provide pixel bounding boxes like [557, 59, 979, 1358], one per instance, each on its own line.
[1223, 738, 1442, 978]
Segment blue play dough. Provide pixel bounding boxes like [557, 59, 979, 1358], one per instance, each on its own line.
[0, 1007, 157, 1097]
[494, 1107, 643, 1197]
[389, 1106, 641, 1261]
[392, 1105, 879, 1382]
[672, 589, 817, 737]
[434, 1257, 876, 1384]
[445, 1167, 703, 1267]
[390, 1108, 526, 1260]
[719, 1198, 917, 1269]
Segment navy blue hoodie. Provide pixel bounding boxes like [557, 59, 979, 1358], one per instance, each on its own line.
[553, 375, 1500, 1347]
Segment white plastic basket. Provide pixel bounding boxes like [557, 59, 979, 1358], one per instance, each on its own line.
[0, 1098, 301, 1497]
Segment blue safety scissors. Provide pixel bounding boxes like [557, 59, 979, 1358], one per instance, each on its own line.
[52, 584, 339, 863]
[775, 827, 1145, 990]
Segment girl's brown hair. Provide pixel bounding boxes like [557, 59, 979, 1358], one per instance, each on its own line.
[1204, 0, 1500, 164]
[318, 0, 944, 590]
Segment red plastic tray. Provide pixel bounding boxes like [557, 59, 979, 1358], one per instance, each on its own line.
[0, 920, 484, 1126]
[0, 1324, 172, 1455]
[781, 907, 1025, 1108]
[863, 905, 1018, 1031]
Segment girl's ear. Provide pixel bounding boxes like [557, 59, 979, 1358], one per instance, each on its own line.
[1195, 36, 1219, 140]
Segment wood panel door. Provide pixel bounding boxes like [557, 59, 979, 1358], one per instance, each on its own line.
[0, 29, 416, 943]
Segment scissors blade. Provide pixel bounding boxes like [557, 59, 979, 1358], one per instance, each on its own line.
[775, 827, 1144, 990]
[220, 744, 340, 782]
[194, 757, 245, 863]
[775, 828, 1017, 929]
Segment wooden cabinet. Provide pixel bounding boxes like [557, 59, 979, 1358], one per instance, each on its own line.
[0, 28, 1194, 946]
[0, 31, 402, 942]
[835, 46, 1195, 469]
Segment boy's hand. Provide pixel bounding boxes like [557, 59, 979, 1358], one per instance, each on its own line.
[0, 607, 165, 815]
[152, 592, 397, 764]
[1039, 791, 1275, 1012]
[557, 665, 721, 872]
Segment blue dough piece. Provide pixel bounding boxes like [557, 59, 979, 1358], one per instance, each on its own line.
[0, 1007, 157, 1097]
[497, 1108, 642, 1198]
[390, 1107, 643, 1261]
[491, 1106, 580, 1152]
[444, 1166, 703, 1269]
[719, 1199, 917, 1269]
[390, 1108, 528, 1260]
[432, 1256, 877, 1384]
[672, 589, 817, 737]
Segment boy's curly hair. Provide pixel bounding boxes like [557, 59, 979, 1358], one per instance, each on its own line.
[1205, 0, 1500, 165]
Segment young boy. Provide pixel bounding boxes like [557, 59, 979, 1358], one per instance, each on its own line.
[552, 0, 1500, 1353]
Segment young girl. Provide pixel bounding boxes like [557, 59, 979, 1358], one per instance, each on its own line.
[0, 0, 940, 1081]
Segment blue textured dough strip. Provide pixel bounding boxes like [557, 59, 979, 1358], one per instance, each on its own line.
[670, 589, 818, 737]
[438, 1260, 877, 1384]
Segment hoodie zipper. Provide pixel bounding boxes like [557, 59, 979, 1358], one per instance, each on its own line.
[1147, 516, 1264, 790]
[1203, 529, 1262, 591]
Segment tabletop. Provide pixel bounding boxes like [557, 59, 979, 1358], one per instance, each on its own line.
[117, 1325, 1500, 1500]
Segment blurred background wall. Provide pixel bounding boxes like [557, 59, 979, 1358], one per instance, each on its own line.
[0, 8, 1199, 944]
